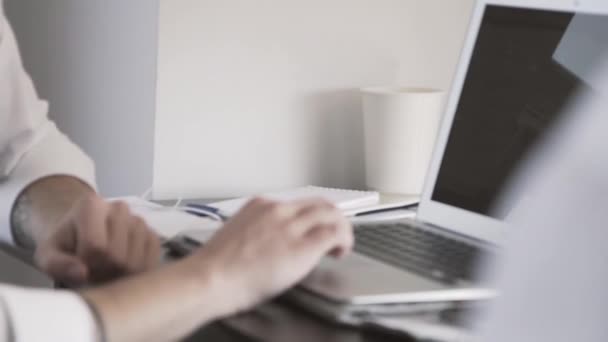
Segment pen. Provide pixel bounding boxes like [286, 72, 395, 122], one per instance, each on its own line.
[354, 203, 419, 217]
[184, 203, 228, 221]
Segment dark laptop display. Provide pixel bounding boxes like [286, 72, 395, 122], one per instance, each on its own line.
[432, 5, 608, 218]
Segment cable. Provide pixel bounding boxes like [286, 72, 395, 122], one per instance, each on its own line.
[140, 186, 153, 200]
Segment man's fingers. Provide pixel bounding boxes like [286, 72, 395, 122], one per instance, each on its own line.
[297, 224, 340, 257]
[333, 218, 354, 258]
[117, 214, 159, 272]
[36, 247, 89, 286]
[75, 196, 109, 258]
[80, 198, 157, 276]
[297, 220, 354, 259]
[144, 231, 162, 269]
[107, 214, 129, 266]
[126, 218, 149, 272]
[287, 200, 342, 237]
[38, 195, 164, 285]
[109, 201, 131, 221]
[289, 197, 335, 209]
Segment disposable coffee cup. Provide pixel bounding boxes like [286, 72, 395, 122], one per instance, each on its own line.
[362, 87, 445, 195]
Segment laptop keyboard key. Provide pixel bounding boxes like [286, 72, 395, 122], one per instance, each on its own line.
[354, 222, 485, 284]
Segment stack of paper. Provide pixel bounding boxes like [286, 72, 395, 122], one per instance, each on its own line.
[112, 197, 221, 239]
[208, 186, 418, 217]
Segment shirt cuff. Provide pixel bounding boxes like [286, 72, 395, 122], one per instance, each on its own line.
[0, 122, 97, 244]
[0, 285, 98, 342]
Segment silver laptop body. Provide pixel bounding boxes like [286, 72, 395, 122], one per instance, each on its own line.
[297, 0, 608, 308]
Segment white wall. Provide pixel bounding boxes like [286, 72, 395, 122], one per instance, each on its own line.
[6, 0, 476, 200]
[154, 0, 475, 199]
[5, 0, 158, 197]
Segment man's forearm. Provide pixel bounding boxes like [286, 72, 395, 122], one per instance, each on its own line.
[79, 197, 354, 342]
[10, 176, 94, 250]
[82, 257, 231, 342]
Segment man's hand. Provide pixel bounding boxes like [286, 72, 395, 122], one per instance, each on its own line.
[34, 195, 162, 286]
[189, 197, 354, 315]
[80, 198, 353, 342]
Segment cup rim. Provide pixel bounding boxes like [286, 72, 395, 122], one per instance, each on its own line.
[360, 86, 444, 94]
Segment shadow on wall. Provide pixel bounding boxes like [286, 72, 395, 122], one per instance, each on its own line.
[300, 89, 366, 190]
[5, 0, 158, 197]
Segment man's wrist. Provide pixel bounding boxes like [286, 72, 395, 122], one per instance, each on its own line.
[79, 258, 237, 342]
[177, 255, 241, 319]
[9, 175, 94, 250]
[10, 191, 36, 250]
[80, 293, 108, 342]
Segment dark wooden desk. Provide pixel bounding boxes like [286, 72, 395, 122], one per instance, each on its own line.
[186, 299, 416, 342]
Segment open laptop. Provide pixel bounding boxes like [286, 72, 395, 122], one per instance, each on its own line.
[295, 0, 608, 310]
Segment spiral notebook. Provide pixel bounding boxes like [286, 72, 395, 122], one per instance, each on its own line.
[208, 186, 417, 217]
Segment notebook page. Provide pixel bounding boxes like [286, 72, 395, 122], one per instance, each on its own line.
[110, 197, 221, 239]
[209, 186, 380, 217]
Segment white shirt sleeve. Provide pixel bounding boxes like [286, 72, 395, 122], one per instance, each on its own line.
[0, 2, 97, 244]
[475, 62, 608, 341]
[0, 285, 98, 342]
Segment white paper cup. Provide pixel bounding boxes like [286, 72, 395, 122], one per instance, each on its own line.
[362, 87, 444, 195]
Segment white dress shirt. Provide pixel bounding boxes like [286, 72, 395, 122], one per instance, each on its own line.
[0, 1, 96, 244]
[0, 2, 98, 341]
[0, 285, 98, 341]
[476, 62, 608, 341]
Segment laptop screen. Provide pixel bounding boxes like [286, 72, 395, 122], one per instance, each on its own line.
[432, 5, 608, 219]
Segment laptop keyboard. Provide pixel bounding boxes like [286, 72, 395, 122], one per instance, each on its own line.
[354, 222, 485, 284]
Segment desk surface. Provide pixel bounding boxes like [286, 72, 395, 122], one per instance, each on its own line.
[0, 246, 52, 287]
[187, 300, 416, 342]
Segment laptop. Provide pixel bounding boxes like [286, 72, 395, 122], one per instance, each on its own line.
[294, 0, 608, 310]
